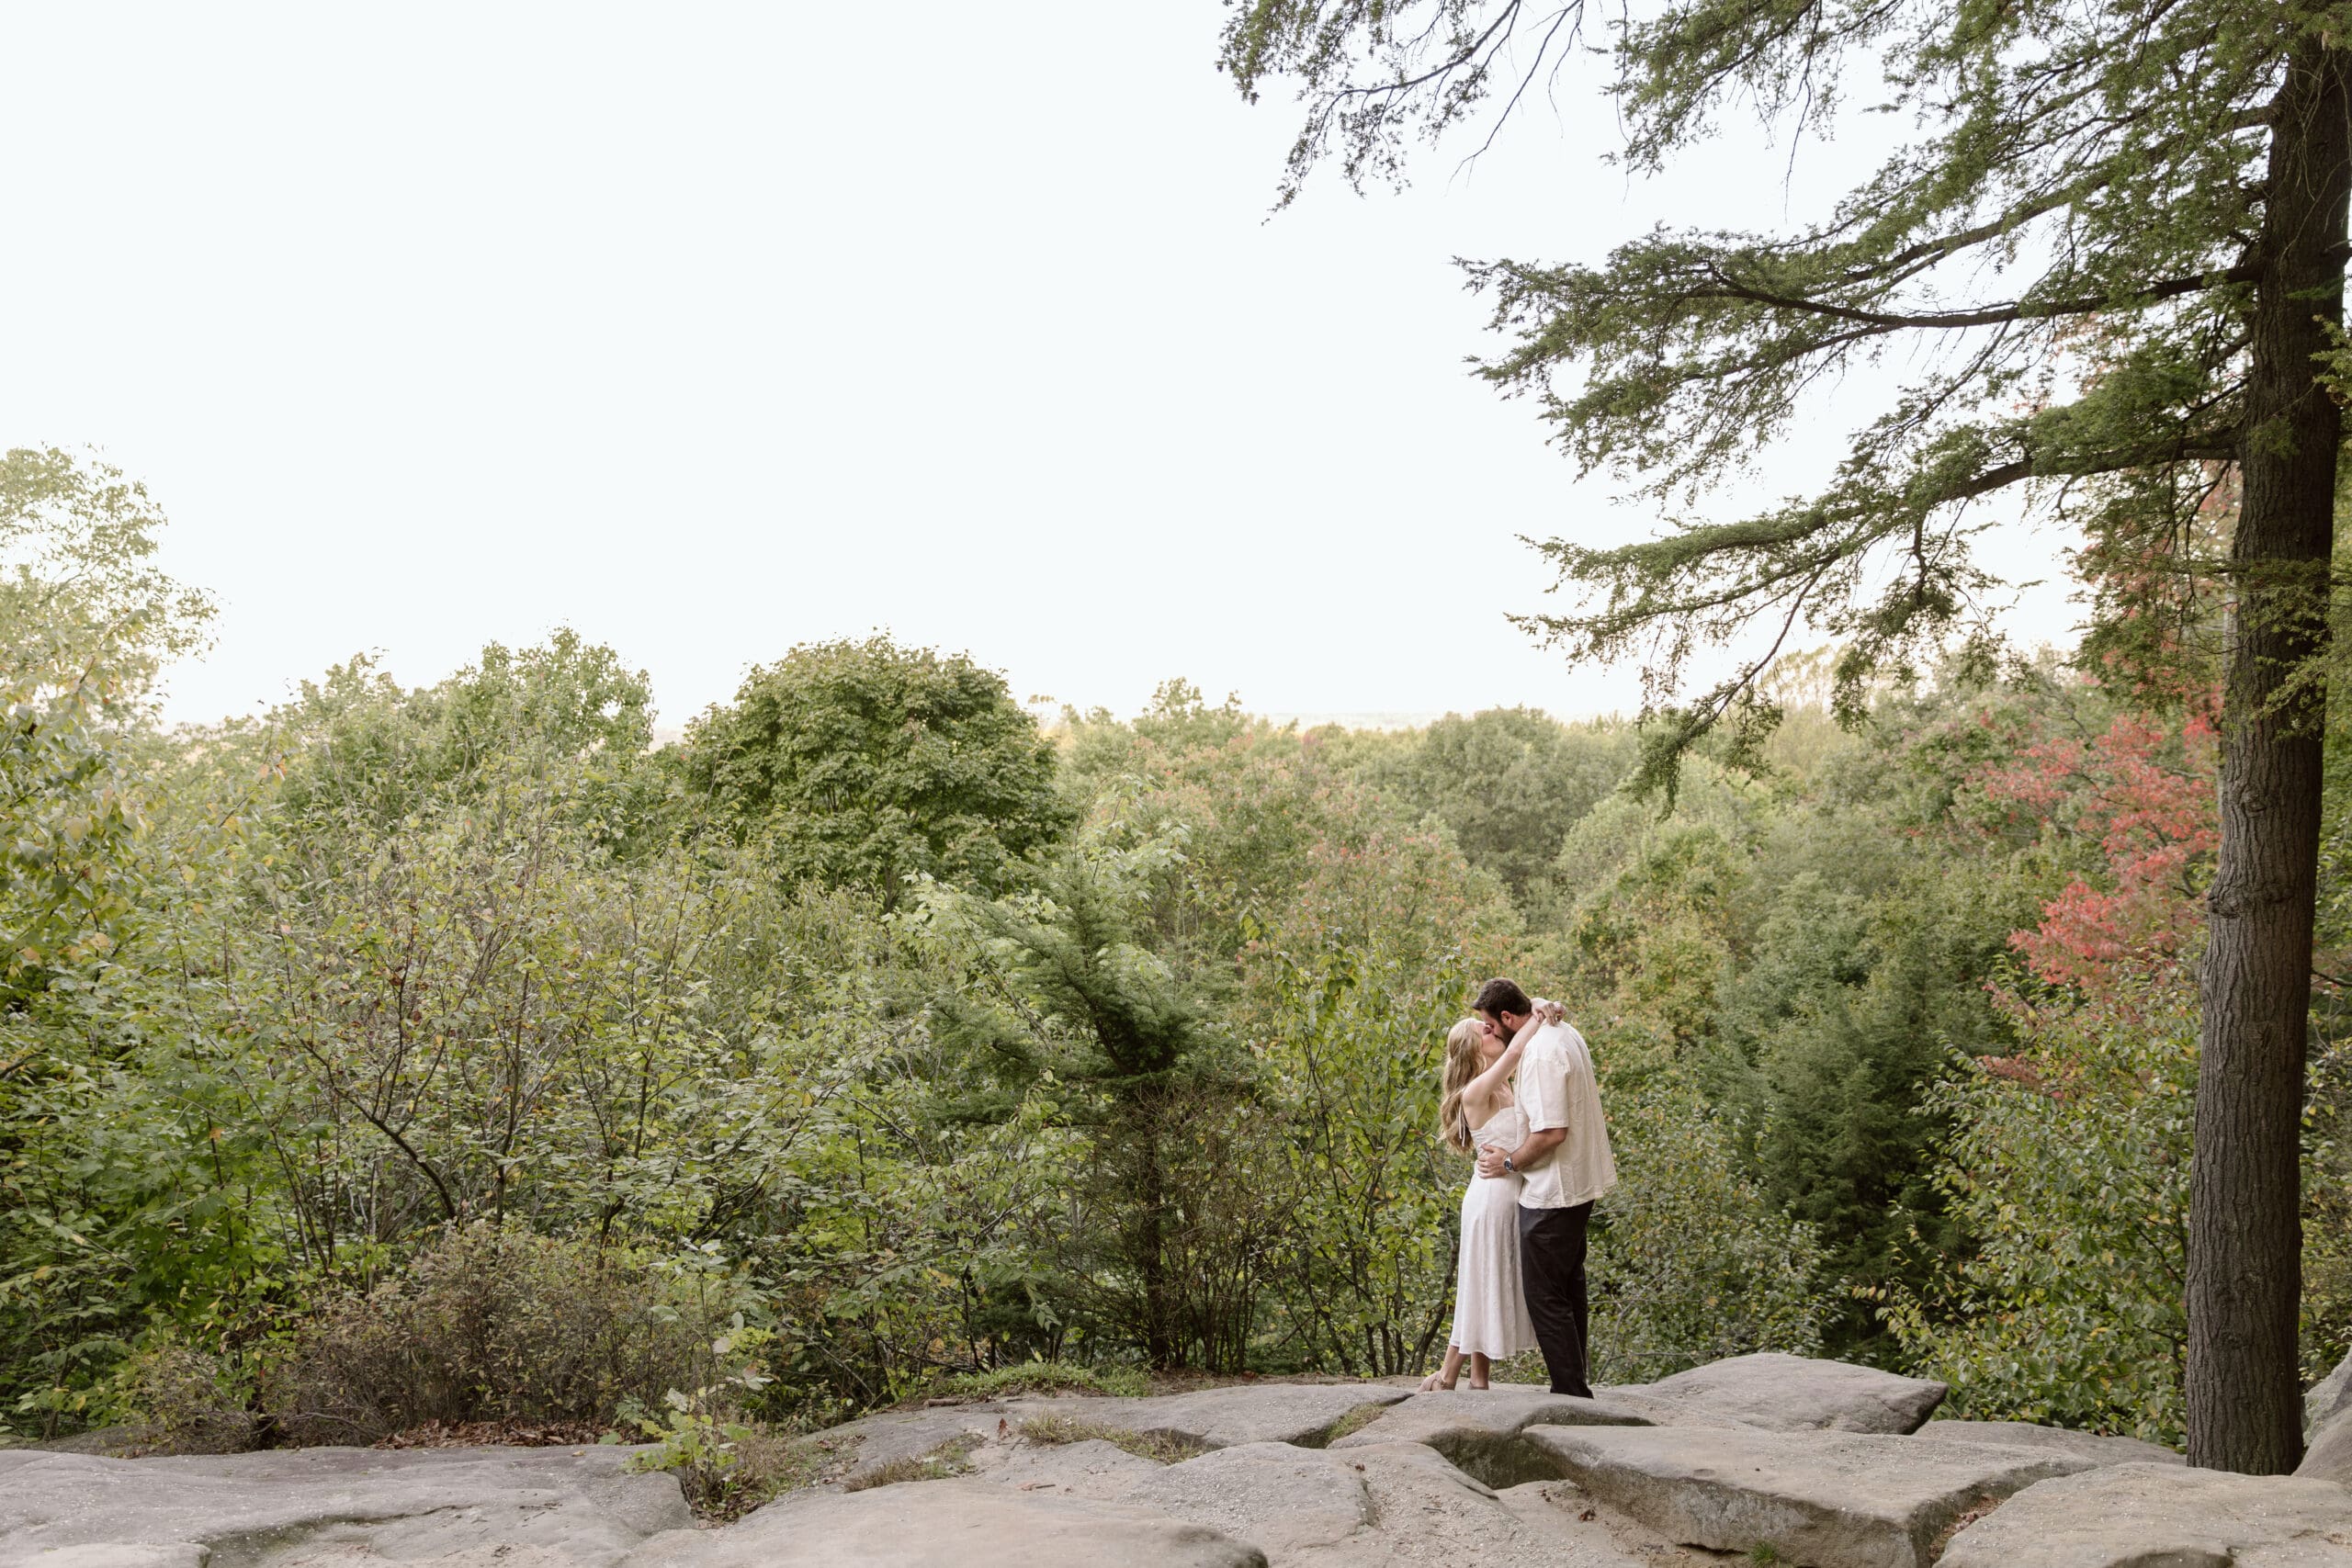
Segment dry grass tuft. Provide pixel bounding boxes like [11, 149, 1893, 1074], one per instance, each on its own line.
[842, 1435, 978, 1492]
[1018, 1414, 1204, 1464]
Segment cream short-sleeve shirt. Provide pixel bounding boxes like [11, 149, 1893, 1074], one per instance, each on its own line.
[1515, 1021, 1617, 1210]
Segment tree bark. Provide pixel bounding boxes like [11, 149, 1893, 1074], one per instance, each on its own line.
[2190, 40, 2352, 1475]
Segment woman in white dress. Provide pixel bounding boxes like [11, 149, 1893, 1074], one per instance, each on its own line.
[1419, 1005, 1554, 1391]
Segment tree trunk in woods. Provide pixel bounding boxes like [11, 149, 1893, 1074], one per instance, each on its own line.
[2190, 41, 2352, 1476]
[1136, 1100, 1177, 1370]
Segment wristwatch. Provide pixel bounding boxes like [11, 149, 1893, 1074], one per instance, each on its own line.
[1503, 1155, 1517, 1173]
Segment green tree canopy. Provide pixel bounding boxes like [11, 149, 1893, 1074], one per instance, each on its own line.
[677, 637, 1070, 903]
[265, 631, 659, 845]
[1346, 707, 1634, 898]
[1221, 0, 2350, 1473]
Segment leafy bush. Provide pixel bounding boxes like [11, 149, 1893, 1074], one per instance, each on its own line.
[1875, 989, 2195, 1445]
[264, 1224, 745, 1445]
[1589, 1083, 1828, 1383]
[619, 1322, 820, 1520]
[659, 1425, 821, 1519]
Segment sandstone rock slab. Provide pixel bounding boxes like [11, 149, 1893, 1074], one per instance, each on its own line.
[0, 1445, 688, 1568]
[0, 1550, 208, 1568]
[2299, 1401, 2352, 1487]
[1522, 1424, 2088, 1568]
[1067, 1383, 1408, 1451]
[1939, 1461, 2352, 1567]
[1912, 1419, 2182, 1468]
[1615, 1352, 1948, 1435]
[1230, 1439, 1657, 1566]
[621, 1477, 1266, 1568]
[822, 1402, 1010, 1489]
[1120, 1441, 1373, 1558]
[824, 1383, 1407, 1488]
[969, 1435, 1159, 1499]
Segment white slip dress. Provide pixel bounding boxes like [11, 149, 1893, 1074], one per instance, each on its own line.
[1449, 1101, 1540, 1358]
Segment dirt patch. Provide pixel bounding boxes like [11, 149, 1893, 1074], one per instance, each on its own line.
[1928, 1494, 2005, 1560]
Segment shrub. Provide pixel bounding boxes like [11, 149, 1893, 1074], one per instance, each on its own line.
[1875, 991, 2195, 1445]
[936, 1362, 1148, 1401]
[264, 1224, 744, 1445]
[1589, 1083, 1829, 1383]
[626, 1409, 821, 1520]
[101, 1339, 257, 1455]
[620, 1323, 819, 1520]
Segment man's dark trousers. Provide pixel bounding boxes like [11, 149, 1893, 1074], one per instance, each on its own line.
[1517, 1201, 1594, 1397]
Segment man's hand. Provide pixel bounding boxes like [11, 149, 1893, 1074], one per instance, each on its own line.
[1478, 1127, 1566, 1180]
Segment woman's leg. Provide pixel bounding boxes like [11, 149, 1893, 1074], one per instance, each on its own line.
[1469, 1351, 1491, 1390]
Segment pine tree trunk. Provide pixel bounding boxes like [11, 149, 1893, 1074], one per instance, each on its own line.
[2189, 41, 2352, 1475]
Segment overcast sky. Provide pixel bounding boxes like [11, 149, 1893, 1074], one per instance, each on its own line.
[1, 4, 2081, 731]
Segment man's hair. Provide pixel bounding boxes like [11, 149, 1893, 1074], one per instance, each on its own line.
[1474, 977, 1532, 1019]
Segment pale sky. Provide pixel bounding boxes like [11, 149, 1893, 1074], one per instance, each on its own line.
[0, 4, 2082, 731]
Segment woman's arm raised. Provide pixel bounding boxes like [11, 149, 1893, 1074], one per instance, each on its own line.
[1448, 1006, 1543, 1104]
[1461, 999, 1559, 1108]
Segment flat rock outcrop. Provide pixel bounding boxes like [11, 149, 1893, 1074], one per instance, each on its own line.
[3, 1354, 2314, 1568]
[1118, 1441, 1374, 1557]
[1938, 1461, 2352, 1566]
[2301, 1352, 2352, 1486]
[1910, 1419, 2181, 1467]
[624, 1479, 1271, 1568]
[2300, 1403, 2352, 1487]
[823, 1382, 1408, 1489]
[1615, 1351, 1949, 1434]
[628, 1431, 1662, 1568]
[0, 1444, 689, 1568]
[1125, 1438, 1661, 1566]
[974, 1435, 1159, 1498]
[2310, 1347, 2352, 1441]
[1521, 1424, 2088, 1568]
[1058, 1383, 1409, 1450]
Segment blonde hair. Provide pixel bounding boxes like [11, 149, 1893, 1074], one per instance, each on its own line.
[1438, 1017, 1487, 1156]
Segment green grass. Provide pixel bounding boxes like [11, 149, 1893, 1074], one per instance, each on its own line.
[1017, 1414, 1204, 1464]
[936, 1362, 1149, 1401]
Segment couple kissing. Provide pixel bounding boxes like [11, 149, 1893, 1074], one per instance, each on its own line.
[1424, 977, 1616, 1398]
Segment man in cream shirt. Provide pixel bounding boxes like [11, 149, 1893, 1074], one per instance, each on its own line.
[1472, 977, 1616, 1398]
